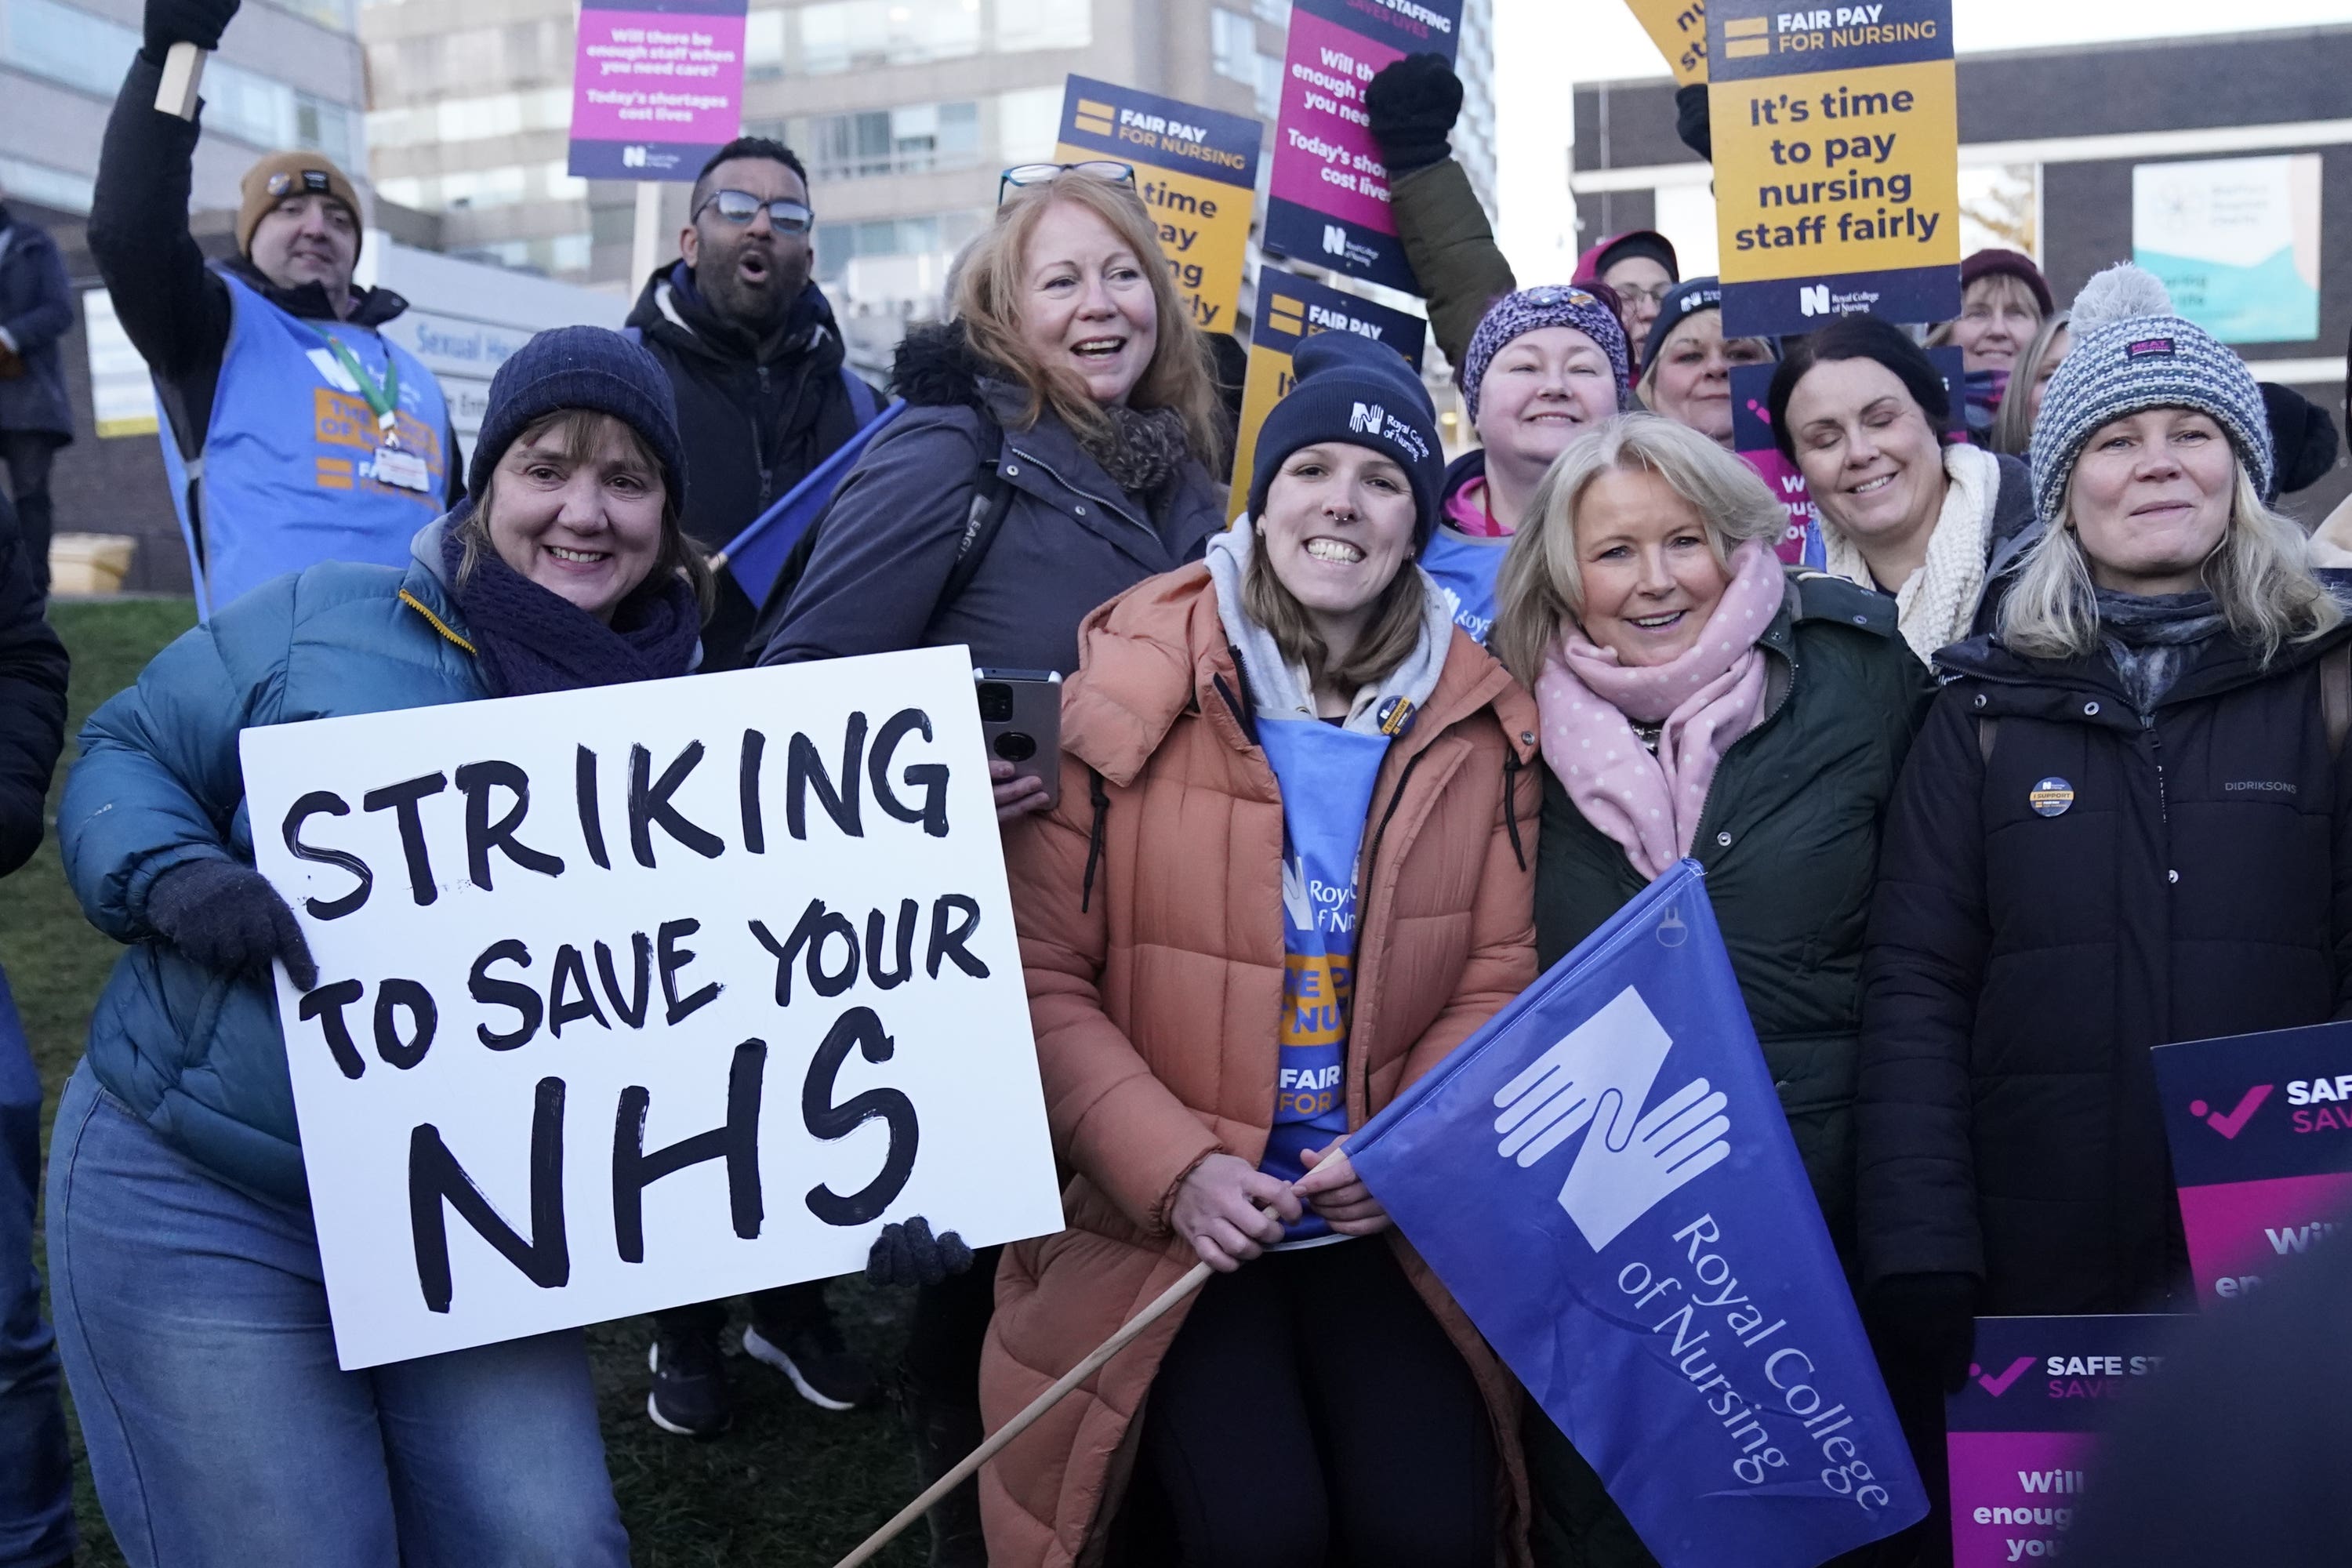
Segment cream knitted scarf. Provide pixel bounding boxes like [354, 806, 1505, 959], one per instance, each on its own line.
[1823, 441, 1999, 662]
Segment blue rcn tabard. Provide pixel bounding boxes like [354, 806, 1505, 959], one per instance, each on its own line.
[1348, 863, 1926, 1568]
[1417, 527, 1505, 646]
[1258, 717, 1392, 1245]
[157, 270, 449, 618]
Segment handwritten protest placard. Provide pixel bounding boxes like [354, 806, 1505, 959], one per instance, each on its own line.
[567, 0, 747, 180]
[1707, 0, 1960, 337]
[241, 649, 1065, 1369]
[1054, 76, 1261, 335]
[1261, 0, 1462, 294]
[1627, 0, 1709, 87]
[1944, 1316, 2180, 1567]
[1229, 265, 1427, 520]
[2154, 1020, 2352, 1306]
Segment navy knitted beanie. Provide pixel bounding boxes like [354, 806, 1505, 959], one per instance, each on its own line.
[466, 326, 688, 514]
[1247, 330, 1444, 543]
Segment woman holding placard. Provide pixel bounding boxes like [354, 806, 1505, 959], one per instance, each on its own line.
[985, 330, 1541, 1566]
[1486, 412, 1933, 1568]
[1768, 317, 2039, 661]
[43, 327, 712, 1568]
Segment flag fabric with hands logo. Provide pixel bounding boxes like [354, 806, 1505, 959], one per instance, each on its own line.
[1348, 861, 1925, 1568]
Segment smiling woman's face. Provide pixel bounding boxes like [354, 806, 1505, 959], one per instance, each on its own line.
[1014, 199, 1160, 406]
[1259, 441, 1420, 632]
[1572, 464, 1733, 667]
[1475, 326, 1620, 479]
[485, 412, 667, 622]
[1784, 355, 1947, 550]
[2067, 407, 2236, 596]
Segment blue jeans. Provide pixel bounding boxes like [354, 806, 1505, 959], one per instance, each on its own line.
[45, 1063, 630, 1568]
[0, 967, 73, 1568]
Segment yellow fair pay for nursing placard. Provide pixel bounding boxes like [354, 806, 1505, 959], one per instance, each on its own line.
[1626, 0, 1708, 86]
[1054, 77, 1262, 334]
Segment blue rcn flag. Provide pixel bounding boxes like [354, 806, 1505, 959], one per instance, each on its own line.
[1349, 861, 1923, 1568]
[716, 399, 903, 608]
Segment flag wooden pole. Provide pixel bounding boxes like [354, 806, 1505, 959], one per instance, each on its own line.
[156, 42, 207, 118]
[830, 1261, 1214, 1568]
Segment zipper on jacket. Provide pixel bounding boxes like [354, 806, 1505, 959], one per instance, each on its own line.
[752, 364, 775, 503]
[1690, 644, 1800, 853]
[1006, 443, 1159, 543]
[398, 589, 477, 655]
[2143, 711, 2172, 867]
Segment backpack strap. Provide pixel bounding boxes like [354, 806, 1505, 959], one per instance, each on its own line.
[2324, 641, 2351, 760]
[936, 420, 1014, 609]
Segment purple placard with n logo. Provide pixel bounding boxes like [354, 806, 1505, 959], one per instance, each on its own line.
[1944, 1315, 2183, 1568]
[567, 0, 747, 181]
[2153, 1019, 2352, 1306]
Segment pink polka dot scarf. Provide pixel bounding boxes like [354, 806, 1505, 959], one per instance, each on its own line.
[1534, 539, 1787, 882]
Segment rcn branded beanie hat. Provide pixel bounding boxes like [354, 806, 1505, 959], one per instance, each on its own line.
[1639, 276, 1782, 371]
[1461, 284, 1632, 420]
[1247, 329, 1444, 543]
[2031, 263, 2274, 521]
[238, 152, 365, 257]
[1960, 247, 2056, 318]
[467, 326, 688, 514]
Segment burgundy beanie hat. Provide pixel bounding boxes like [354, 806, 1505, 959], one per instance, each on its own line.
[1959, 248, 2055, 317]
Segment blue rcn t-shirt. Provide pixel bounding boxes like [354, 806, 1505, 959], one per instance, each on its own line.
[1418, 528, 1506, 646]
[1258, 717, 1392, 1244]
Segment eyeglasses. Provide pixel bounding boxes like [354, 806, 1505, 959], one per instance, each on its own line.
[1612, 282, 1676, 309]
[695, 190, 814, 233]
[997, 160, 1136, 205]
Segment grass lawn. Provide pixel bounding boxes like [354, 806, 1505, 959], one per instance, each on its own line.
[5, 599, 927, 1567]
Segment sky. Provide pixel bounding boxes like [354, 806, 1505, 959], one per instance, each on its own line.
[1490, 0, 2352, 277]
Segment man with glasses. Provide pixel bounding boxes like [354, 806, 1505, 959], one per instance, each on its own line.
[631, 136, 881, 1439]
[90, 0, 463, 615]
[623, 136, 882, 673]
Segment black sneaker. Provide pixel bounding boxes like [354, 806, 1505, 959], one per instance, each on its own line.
[743, 1310, 877, 1411]
[647, 1328, 731, 1437]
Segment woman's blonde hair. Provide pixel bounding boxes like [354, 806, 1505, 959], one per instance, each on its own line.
[1998, 453, 2339, 663]
[459, 407, 714, 618]
[1632, 309, 1773, 412]
[952, 171, 1225, 469]
[1990, 310, 2070, 458]
[1491, 413, 1785, 688]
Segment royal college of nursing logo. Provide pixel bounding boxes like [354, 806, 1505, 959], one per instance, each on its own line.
[1492, 984, 1732, 1250]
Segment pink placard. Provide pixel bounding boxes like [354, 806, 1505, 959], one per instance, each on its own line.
[1266, 5, 1403, 235]
[571, 9, 746, 143]
[2174, 1169, 2352, 1305]
[1946, 1431, 2094, 1568]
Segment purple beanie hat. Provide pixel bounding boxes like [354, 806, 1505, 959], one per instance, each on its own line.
[1461, 284, 1632, 420]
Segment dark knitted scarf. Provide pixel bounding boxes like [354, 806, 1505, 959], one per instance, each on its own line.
[441, 518, 701, 698]
[1079, 404, 1191, 496]
[2097, 587, 2228, 713]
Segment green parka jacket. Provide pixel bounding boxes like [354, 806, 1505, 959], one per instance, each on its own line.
[1525, 569, 1934, 1568]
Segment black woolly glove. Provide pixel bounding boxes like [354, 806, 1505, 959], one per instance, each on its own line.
[866, 1217, 974, 1288]
[143, 0, 241, 63]
[1867, 1272, 1980, 1395]
[1675, 83, 1713, 162]
[1364, 53, 1462, 177]
[145, 858, 318, 990]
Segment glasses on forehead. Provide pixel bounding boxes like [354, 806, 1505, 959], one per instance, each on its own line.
[997, 160, 1136, 206]
[696, 189, 814, 233]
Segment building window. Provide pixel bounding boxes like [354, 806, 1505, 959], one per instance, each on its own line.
[815, 210, 986, 283]
[797, 0, 983, 74]
[808, 100, 981, 180]
[451, 232, 594, 278]
[0, 153, 93, 214]
[368, 87, 572, 149]
[1250, 0, 1289, 24]
[996, 86, 1062, 165]
[746, 8, 785, 80]
[1212, 8, 1277, 114]
[2, 0, 134, 96]
[992, 0, 1088, 54]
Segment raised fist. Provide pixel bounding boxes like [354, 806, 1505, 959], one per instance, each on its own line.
[144, 0, 242, 62]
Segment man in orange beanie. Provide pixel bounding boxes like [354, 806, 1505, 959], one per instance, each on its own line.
[89, 0, 463, 616]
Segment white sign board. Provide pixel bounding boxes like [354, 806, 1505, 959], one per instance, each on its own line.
[2133, 154, 2323, 345]
[82, 289, 158, 438]
[241, 649, 1065, 1369]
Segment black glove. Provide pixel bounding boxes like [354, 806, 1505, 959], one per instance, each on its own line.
[145, 858, 318, 990]
[866, 1216, 974, 1288]
[1867, 1272, 1980, 1395]
[1363, 53, 1461, 177]
[143, 0, 241, 63]
[1674, 83, 1712, 162]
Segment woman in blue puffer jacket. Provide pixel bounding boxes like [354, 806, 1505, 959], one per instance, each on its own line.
[46, 327, 702, 1568]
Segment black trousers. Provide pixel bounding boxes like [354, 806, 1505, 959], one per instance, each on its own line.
[0, 433, 55, 593]
[654, 1277, 829, 1341]
[1124, 1239, 1494, 1568]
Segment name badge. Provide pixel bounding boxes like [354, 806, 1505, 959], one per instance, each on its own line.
[372, 447, 433, 493]
[2029, 777, 2074, 818]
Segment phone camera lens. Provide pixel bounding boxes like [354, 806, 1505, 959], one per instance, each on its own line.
[993, 731, 1036, 762]
[978, 684, 1014, 722]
